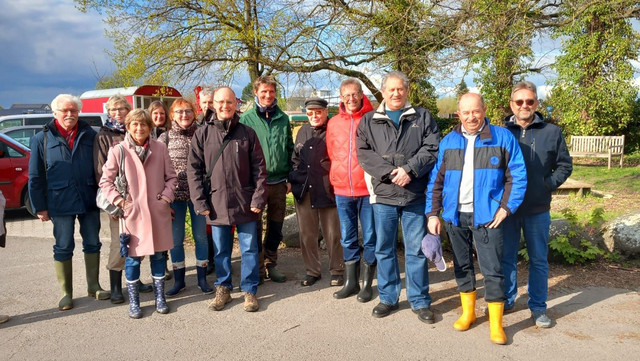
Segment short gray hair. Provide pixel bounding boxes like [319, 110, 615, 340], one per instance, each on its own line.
[51, 94, 82, 112]
[381, 71, 409, 91]
[339, 78, 363, 95]
[199, 87, 215, 98]
[106, 94, 131, 112]
[511, 81, 537, 99]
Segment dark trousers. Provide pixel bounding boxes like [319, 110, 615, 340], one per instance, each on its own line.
[257, 182, 287, 275]
[445, 212, 505, 302]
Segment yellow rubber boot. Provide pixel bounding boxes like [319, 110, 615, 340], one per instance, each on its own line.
[487, 302, 507, 345]
[453, 291, 477, 331]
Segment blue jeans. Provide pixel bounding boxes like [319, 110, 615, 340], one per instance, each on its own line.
[125, 252, 166, 281]
[372, 202, 430, 309]
[170, 201, 209, 267]
[212, 221, 259, 294]
[335, 195, 376, 264]
[502, 211, 551, 311]
[50, 210, 101, 261]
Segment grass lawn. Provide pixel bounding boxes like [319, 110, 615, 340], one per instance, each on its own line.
[550, 153, 640, 222]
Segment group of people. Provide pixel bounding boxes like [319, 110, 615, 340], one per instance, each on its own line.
[26, 71, 571, 345]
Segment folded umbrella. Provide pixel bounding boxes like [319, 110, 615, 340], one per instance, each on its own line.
[119, 232, 130, 258]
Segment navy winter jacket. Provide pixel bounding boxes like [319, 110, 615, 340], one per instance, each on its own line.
[28, 119, 99, 216]
[504, 113, 572, 215]
[426, 119, 527, 227]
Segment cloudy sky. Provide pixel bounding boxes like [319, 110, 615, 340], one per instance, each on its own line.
[0, 1, 636, 110]
[0, 0, 114, 109]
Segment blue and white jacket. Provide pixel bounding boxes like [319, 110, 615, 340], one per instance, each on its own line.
[426, 119, 527, 227]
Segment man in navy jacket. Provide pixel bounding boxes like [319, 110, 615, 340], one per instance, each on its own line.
[29, 94, 109, 311]
[502, 81, 572, 328]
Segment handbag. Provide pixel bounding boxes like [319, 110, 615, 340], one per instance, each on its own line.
[96, 144, 127, 217]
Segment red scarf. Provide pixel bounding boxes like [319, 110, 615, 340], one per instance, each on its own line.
[54, 119, 78, 150]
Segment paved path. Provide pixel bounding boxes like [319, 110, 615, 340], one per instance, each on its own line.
[1, 210, 639, 360]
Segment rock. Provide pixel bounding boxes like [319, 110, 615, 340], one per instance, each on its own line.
[603, 210, 640, 256]
[282, 214, 300, 248]
[549, 218, 571, 241]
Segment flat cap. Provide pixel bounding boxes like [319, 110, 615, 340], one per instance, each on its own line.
[304, 97, 328, 109]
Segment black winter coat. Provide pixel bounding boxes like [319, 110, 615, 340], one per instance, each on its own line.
[356, 102, 439, 206]
[289, 123, 335, 208]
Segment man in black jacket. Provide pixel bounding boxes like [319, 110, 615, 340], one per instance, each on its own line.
[356, 71, 440, 322]
[289, 97, 344, 288]
[503, 81, 573, 328]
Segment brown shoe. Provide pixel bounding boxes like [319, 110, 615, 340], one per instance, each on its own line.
[0, 314, 9, 324]
[243, 292, 259, 312]
[209, 286, 232, 311]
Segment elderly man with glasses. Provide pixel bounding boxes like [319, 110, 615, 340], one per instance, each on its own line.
[29, 94, 110, 310]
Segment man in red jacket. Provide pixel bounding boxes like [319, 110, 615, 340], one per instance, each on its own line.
[327, 78, 377, 302]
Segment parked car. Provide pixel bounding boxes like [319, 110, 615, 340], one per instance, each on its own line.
[1, 125, 101, 147]
[0, 113, 108, 130]
[0, 133, 33, 215]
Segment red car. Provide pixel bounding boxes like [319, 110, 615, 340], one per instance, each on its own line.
[0, 132, 33, 215]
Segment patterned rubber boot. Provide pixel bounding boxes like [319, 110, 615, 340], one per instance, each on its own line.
[153, 277, 169, 314]
[126, 281, 142, 319]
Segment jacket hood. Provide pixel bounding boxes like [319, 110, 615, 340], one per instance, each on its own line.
[338, 95, 374, 117]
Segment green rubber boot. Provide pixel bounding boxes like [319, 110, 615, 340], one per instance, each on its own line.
[84, 253, 110, 300]
[54, 260, 73, 311]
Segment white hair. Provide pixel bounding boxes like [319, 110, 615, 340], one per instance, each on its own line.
[51, 94, 82, 112]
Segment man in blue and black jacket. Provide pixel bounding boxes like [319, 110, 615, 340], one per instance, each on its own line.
[503, 81, 572, 329]
[426, 93, 527, 345]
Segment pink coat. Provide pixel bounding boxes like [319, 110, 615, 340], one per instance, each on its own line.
[99, 139, 177, 257]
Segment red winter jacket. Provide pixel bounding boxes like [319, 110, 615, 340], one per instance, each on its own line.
[326, 96, 374, 197]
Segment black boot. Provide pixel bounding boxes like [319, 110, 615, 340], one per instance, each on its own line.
[357, 261, 376, 303]
[165, 268, 186, 297]
[138, 280, 153, 293]
[333, 260, 360, 299]
[109, 270, 124, 304]
[197, 266, 214, 294]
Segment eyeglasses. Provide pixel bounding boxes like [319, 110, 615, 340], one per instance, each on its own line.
[341, 93, 362, 99]
[306, 110, 326, 116]
[214, 100, 235, 106]
[57, 109, 79, 114]
[109, 107, 128, 113]
[173, 109, 194, 115]
[512, 99, 536, 107]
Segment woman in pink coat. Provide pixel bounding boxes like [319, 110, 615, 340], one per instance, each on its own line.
[99, 109, 177, 319]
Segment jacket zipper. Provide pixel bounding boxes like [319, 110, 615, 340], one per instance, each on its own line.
[348, 115, 354, 197]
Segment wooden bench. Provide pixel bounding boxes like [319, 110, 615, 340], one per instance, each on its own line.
[568, 135, 625, 169]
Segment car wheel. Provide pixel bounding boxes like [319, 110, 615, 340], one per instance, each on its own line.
[22, 190, 36, 217]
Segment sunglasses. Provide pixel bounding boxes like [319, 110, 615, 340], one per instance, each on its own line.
[512, 99, 536, 107]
